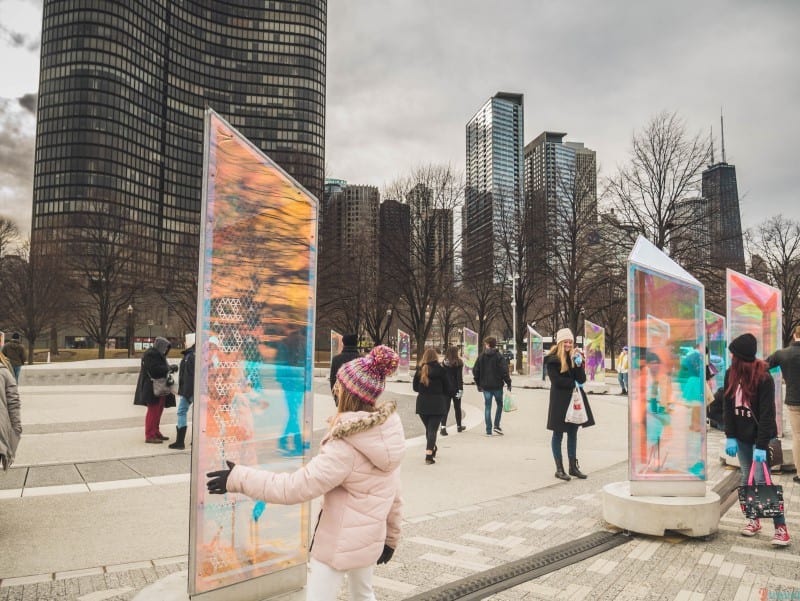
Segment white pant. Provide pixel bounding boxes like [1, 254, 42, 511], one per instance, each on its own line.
[787, 404, 800, 472]
[307, 558, 376, 601]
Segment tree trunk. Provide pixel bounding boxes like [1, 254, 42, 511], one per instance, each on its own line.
[27, 339, 35, 365]
[49, 326, 59, 356]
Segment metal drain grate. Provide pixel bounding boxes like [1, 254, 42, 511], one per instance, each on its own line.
[403, 530, 631, 601]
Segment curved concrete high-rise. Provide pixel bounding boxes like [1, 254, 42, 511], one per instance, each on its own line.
[32, 1, 326, 280]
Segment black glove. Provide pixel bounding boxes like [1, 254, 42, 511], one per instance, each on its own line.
[206, 460, 236, 494]
[169, 364, 179, 372]
[376, 544, 395, 565]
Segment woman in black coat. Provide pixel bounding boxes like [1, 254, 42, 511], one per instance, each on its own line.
[413, 347, 452, 464]
[133, 337, 177, 443]
[545, 328, 595, 481]
[441, 346, 465, 434]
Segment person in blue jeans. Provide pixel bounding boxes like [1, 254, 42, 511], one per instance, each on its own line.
[169, 333, 195, 450]
[472, 336, 511, 436]
[723, 333, 790, 546]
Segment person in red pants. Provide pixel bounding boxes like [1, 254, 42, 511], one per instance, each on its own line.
[133, 337, 177, 443]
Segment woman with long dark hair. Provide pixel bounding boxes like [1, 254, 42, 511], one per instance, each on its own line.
[413, 347, 451, 464]
[723, 333, 790, 546]
[441, 346, 465, 434]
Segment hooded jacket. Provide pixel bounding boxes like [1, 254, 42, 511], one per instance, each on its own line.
[722, 367, 776, 450]
[133, 337, 176, 408]
[178, 345, 195, 399]
[227, 400, 405, 571]
[1, 339, 26, 368]
[472, 347, 511, 390]
[0, 358, 22, 470]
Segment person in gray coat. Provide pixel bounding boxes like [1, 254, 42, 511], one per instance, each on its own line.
[0, 352, 22, 471]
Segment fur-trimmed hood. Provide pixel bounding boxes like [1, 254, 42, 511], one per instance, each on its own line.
[326, 401, 404, 472]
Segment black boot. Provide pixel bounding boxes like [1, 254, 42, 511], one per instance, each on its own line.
[569, 457, 587, 479]
[168, 426, 187, 450]
[554, 458, 571, 481]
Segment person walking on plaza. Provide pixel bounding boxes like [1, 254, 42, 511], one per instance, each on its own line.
[169, 333, 195, 450]
[724, 333, 790, 546]
[616, 346, 629, 395]
[441, 345, 465, 434]
[413, 347, 452, 464]
[133, 336, 178, 444]
[472, 336, 511, 436]
[207, 345, 404, 601]
[766, 325, 800, 484]
[1, 332, 26, 383]
[545, 328, 595, 481]
[329, 333, 360, 404]
[0, 352, 22, 471]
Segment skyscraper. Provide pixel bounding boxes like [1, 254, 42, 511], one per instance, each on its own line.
[702, 163, 745, 273]
[464, 92, 524, 281]
[524, 132, 596, 272]
[31, 1, 326, 280]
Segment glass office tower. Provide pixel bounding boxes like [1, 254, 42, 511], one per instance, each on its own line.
[31, 1, 326, 281]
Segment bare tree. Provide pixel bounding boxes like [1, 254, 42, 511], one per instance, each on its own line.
[0, 241, 70, 362]
[460, 271, 500, 349]
[0, 216, 20, 258]
[746, 215, 800, 345]
[383, 165, 463, 361]
[605, 111, 711, 258]
[68, 206, 142, 358]
[160, 264, 198, 333]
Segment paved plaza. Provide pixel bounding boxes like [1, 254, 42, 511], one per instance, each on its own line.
[0, 362, 798, 600]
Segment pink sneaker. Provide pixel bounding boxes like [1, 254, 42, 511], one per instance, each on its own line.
[772, 524, 790, 547]
[741, 518, 761, 536]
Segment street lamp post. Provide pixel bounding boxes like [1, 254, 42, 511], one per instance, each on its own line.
[385, 308, 393, 345]
[126, 305, 134, 358]
[147, 319, 154, 343]
[511, 271, 520, 368]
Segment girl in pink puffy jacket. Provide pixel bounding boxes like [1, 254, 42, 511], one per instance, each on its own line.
[207, 345, 405, 600]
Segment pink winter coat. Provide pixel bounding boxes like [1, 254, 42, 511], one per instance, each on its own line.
[227, 400, 405, 571]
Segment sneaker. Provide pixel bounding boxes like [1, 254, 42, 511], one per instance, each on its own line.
[440, 427, 448, 436]
[493, 427, 504, 436]
[457, 426, 466, 433]
[425, 455, 435, 465]
[741, 518, 761, 537]
[772, 524, 790, 546]
[485, 432, 493, 436]
[793, 475, 800, 483]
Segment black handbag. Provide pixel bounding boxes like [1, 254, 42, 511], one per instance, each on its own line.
[738, 460, 784, 519]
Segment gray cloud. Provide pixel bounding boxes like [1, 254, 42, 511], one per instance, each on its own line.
[18, 93, 36, 113]
[0, 99, 35, 236]
[326, 0, 800, 230]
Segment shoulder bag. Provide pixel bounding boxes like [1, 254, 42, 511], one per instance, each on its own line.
[738, 460, 784, 519]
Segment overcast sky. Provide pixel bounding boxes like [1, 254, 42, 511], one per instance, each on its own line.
[1, 0, 798, 238]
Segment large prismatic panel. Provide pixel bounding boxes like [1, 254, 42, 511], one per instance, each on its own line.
[189, 110, 318, 597]
[527, 326, 544, 378]
[330, 330, 343, 367]
[726, 269, 783, 435]
[463, 328, 479, 377]
[628, 237, 706, 485]
[705, 310, 727, 394]
[583, 320, 606, 383]
[397, 330, 411, 378]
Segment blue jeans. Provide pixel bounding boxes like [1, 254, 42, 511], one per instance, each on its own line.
[176, 395, 193, 428]
[483, 389, 503, 433]
[617, 372, 628, 392]
[737, 440, 785, 526]
[551, 424, 579, 460]
[12, 365, 21, 383]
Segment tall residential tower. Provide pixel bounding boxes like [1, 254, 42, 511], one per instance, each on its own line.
[32, 1, 327, 281]
[463, 92, 524, 281]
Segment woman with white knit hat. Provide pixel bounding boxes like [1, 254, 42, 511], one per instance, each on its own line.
[544, 328, 595, 480]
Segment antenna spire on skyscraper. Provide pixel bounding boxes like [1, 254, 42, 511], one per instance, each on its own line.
[720, 107, 727, 164]
[710, 125, 715, 165]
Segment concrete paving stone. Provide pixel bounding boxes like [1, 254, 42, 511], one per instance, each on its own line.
[0, 468, 27, 491]
[121, 454, 190, 478]
[24, 464, 83, 487]
[76, 460, 143, 483]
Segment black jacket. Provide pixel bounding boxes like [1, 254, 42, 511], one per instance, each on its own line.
[472, 348, 511, 390]
[443, 360, 463, 397]
[544, 352, 594, 432]
[767, 341, 800, 405]
[723, 368, 776, 450]
[413, 361, 452, 415]
[133, 337, 176, 407]
[329, 345, 361, 390]
[179, 345, 195, 399]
